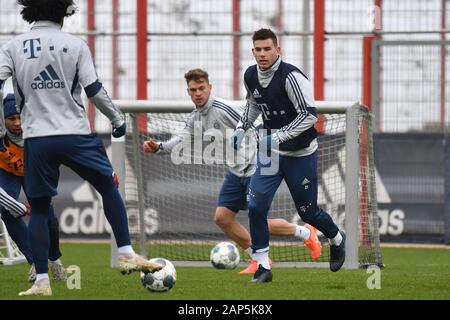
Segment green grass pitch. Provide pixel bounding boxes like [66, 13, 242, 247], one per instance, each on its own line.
[1, 243, 449, 300]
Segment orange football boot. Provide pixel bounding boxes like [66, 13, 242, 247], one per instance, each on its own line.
[239, 258, 273, 274]
[304, 224, 322, 260]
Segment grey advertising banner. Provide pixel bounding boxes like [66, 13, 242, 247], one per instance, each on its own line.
[374, 133, 445, 242]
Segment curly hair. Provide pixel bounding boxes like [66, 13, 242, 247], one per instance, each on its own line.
[17, 0, 76, 24]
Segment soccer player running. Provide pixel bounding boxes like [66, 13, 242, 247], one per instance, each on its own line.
[0, 0, 161, 296]
[143, 68, 322, 274]
[0, 93, 67, 283]
[230, 28, 346, 283]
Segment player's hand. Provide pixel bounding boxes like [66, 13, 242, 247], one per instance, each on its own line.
[229, 128, 245, 150]
[25, 202, 31, 216]
[112, 122, 126, 138]
[143, 139, 161, 153]
[113, 172, 119, 188]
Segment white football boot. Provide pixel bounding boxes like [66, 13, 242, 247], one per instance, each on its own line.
[49, 260, 67, 281]
[118, 253, 163, 275]
[18, 279, 52, 296]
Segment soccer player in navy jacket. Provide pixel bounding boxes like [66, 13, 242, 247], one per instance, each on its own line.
[231, 29, 346, 283]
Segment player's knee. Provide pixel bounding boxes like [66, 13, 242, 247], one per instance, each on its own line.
[248, 196, 270, 216]
[248, 202, 270, 224]
[214, 208, 234, 228]
[298, 205, 319, 223]
[28, 197, 52, 216]
[90, 173, 117, 194]
[247, 208, 260, 222]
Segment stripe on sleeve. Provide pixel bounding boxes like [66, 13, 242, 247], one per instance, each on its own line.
[0, 193, 24, 216]
[281, 113, 307, 133]
[240, 101, 252, 130]
[287, 73, 308, 114]
[213, 101, 241, 122]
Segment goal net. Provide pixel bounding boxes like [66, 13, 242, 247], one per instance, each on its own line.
[115, 100, 382, 268]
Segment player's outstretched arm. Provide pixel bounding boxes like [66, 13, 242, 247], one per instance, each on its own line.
[143, 139, 162, 153]
[142, 134, 184, 155]
[0, 187, 27, 219]
[143, 111, 195, 155]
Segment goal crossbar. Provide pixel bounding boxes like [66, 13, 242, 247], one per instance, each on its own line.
[113, 99, 360, 114]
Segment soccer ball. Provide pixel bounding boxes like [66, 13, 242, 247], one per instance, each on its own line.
[140, 258, 177, 292]
[210, 241, 240, 269]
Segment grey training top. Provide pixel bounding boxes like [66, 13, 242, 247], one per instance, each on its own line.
[157, 95, 259, 178]
[0, 21, 124, 139]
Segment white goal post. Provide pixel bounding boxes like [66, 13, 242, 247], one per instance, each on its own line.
[0, 220, 27, 265]
[111, 100, 382, 270]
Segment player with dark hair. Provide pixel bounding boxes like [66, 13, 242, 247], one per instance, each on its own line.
[143, 68, 322, 275]
[0, 0, 161, 296]
[230, 28, 346, 283]
[0, 93, 67, 283]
